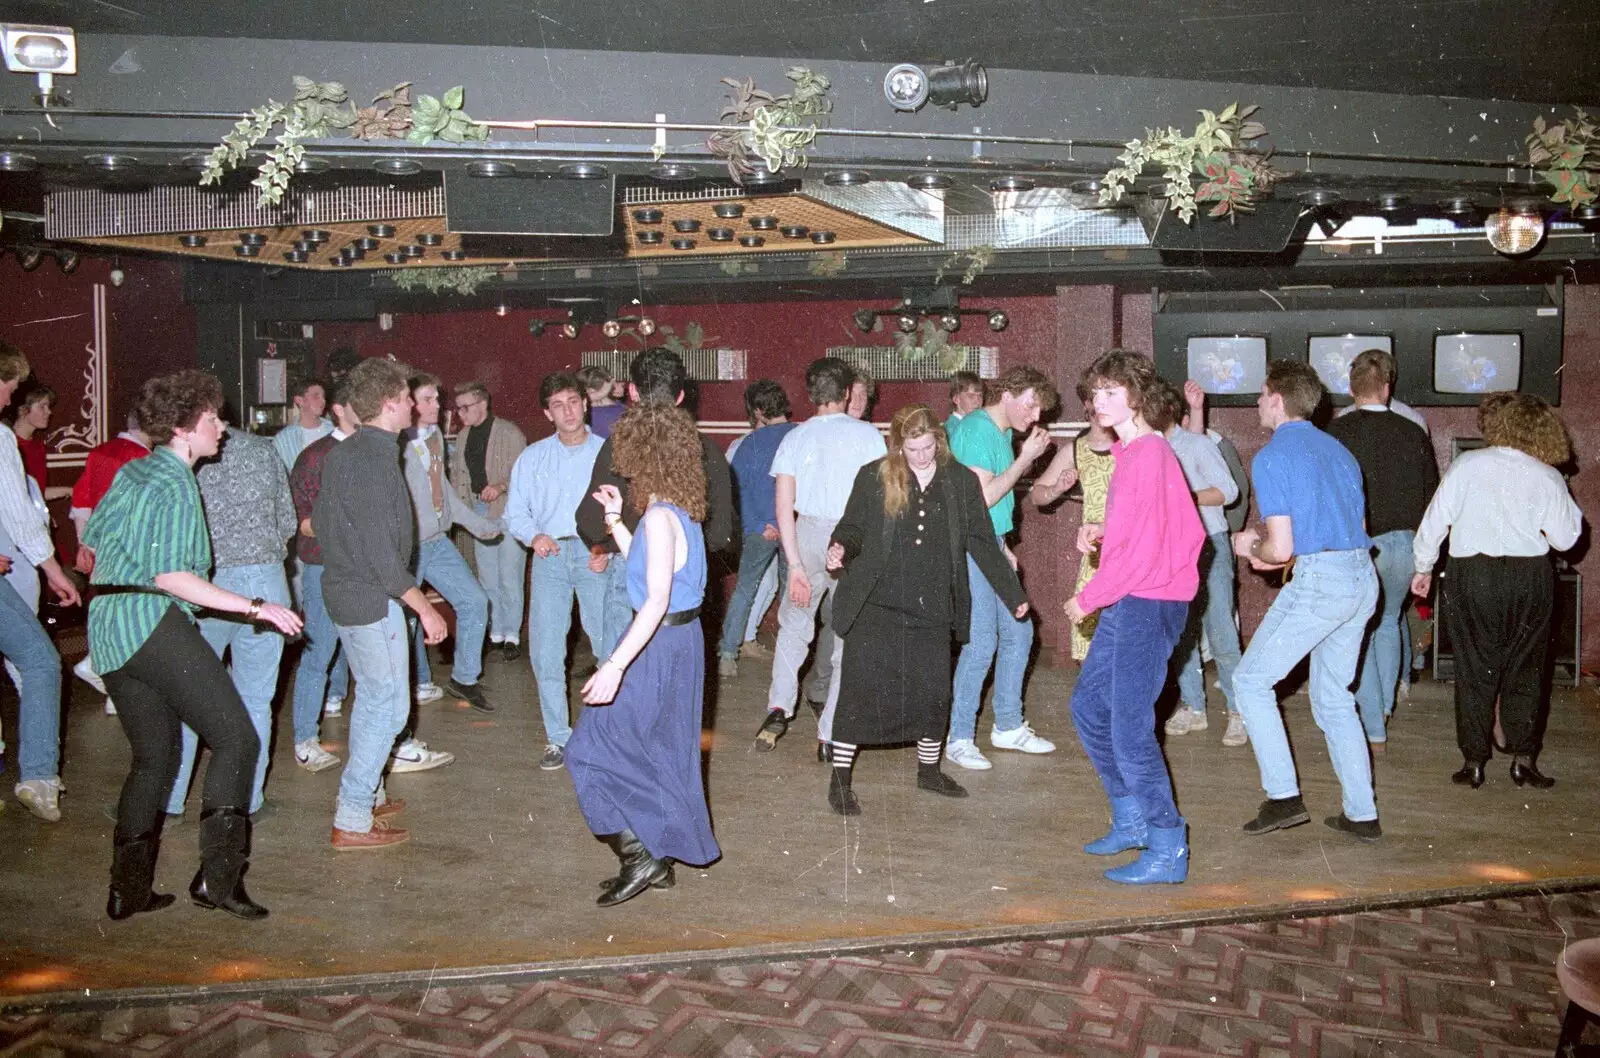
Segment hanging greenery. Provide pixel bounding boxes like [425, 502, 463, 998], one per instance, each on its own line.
[384, 265, 500, 296]
[706, 67, 832, 183]
[807, 250, 848, 277]
[1526, 109, 1597, 207]
[894, 319, 966, 371]
[655, 321, 722, 357]
[201, 76, 489, 208]
[1099, 103, 1292, 223]
[933, 244, 995, 285]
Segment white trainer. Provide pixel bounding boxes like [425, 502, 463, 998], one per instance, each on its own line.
[1222, 713, 1250, 747]
[390, 738, 454, 773]
[295, 738, 342, 773]
[990, 722, 1056, 754]
[15, 777, 62, 821]
[73, 656, 107, 695]
[103, 699, 117, 716]
[323, 695, 344, 717]
[945, 739, 993, 771]
[414, 683, 445, 704]
[1164, 708, 1209, 736]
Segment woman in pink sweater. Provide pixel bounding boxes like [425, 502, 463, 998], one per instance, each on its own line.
[1066, 350, 1204, 885]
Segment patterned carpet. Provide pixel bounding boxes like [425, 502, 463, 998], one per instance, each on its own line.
[4, 889, 1597, 1056]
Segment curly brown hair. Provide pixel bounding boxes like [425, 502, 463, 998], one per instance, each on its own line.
[1082, 349, 1159, 422]
[138, 370, 224, 446]
[1480, 392, 1571, 466]
[610, 402, 708, 521]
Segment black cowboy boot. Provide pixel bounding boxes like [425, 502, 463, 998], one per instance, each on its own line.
[190, 806, 269, 920]
[596, 829, 670, 907]
[107, 830, 176, 921]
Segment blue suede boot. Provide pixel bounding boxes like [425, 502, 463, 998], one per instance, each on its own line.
[1083, 795, 1148, 855]
[1104, 819, 1188, 885]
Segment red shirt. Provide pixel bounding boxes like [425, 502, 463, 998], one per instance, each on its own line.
[71, 435, 150, 512]
[16, 435, 47, 494]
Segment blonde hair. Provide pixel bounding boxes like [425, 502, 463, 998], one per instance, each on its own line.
[880, 404, 949, 519]
[1480, 392, 1571, 466]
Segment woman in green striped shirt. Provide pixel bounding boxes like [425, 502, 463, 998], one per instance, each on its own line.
[85, 370, 302, 922]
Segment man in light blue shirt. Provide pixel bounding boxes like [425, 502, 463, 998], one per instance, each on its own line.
[272, 378, 334, 469]
[505, 372, 608, 772]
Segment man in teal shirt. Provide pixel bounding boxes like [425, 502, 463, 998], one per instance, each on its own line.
[946, 366, 1057, 770]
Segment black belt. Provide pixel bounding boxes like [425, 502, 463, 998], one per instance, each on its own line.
[661, 607, 701, 627]
[91, 585, 166, 597]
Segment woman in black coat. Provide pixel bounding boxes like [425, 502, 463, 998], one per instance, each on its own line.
[823, 403, 1029, 815]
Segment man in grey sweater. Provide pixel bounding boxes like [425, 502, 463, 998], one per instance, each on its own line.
[314, 358, 447, 850]
[405, 373, 502, 714]
[163, 423, 297, 819]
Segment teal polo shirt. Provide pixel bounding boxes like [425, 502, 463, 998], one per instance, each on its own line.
[949, 409, 1014, 535]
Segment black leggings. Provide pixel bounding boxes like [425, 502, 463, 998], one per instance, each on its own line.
[102, 606, 259, 838]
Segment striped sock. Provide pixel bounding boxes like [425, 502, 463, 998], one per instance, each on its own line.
[831, 741, 858, 769]
[917, 738, 942, 765]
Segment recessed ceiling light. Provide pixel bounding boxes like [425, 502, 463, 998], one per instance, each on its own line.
[85, 154, 138, 171]
[301, 229, 330, 243]
[650, 164, 696, 180]
[177, 234, 207, 247]
[466, 160, 516, 178]
[356, 237, 380, 250]
[1575, 204, 1600, 222]
[292, 240, 316, 253]
[1300, 189, 1342, 207]
[748, 215, 779, 230]
[907, 172, 953, 190]
[368, 224, 396, 238]
[1069, 178, 1103, 196]
[0, 152, 38, 172]
[401, 244, 425, 257]
[331, 256, 354, 267]
[824, 170, 872, 186]
[441, 249, 467, 260]
[559, 162, 608, 180]
[177, 153, 212, 172]
[341, 246, 366, 260]
[234, 244, 260, 257]
[384, 251, 408, 264]
[1438, 195, 1477, 215]
[809, 231, 836, 244]
[780, 225, 809, 239]
[713, 203, 745, 219]
[707, 227, 735, 241]
[293, 157, 330, 173]
[672, 218, 701, 232]
[238, 232, 266, 246]
[417, 232, 442, 246]
[1376, 193, 1409, 212]
[373, 158, 423, 176]
[738, 235, 765, 247]
[284, 249, 309, 263]
[670, 238, 696, 250]
[636, 230, 664, 245]
[743, 169, 785, 187]
[991, 175, 1034, 193]
[632, 208, 664, 224]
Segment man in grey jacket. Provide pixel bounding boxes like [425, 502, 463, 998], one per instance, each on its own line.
[406, 373, 502, 714]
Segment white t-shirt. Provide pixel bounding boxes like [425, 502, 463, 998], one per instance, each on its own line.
[770, 412, 886, 520]
[1336, 398, 1428, 434]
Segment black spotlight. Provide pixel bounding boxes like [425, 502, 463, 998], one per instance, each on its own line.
[987, 310, 1009, 332]
[897, 314, 918, 334]
[939, 312, 960, 333]
[18, 248, 43, 271]
[528, 319, 547, 337]
[852, 308, 878, 333]
[884, 60, 987, 112]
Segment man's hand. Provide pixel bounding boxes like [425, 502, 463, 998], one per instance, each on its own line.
[761, 523, 781, 542]
[1232, 528, 1260, 559]
[1411, 572, 1432, 598]
[532, 534, 560, 558]
[787, 566, 812, 608]
[418, 604, 448, 645]
[42, 561, 81, 608]
[588, 549, 610, 574]
[299, 518, 315, 538]
[74, 546, 94, 576]
[1184, 379, 1206, 412]
[1019, 426, 1050, 464]
[0, 555, 12, 575]
[825, 542, 845, 571]
[1064, 595, 1091, 624]
[1076, 522, 1104, 555]
[479, 484, 505, 503]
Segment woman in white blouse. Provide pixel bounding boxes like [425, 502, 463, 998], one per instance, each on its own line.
[1411, 393, 1582, 790]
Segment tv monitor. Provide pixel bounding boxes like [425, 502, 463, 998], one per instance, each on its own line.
[1433, 333, 1521, 394]
[1186, 336, 1268, 395]
[1309, 334, 1393, 396]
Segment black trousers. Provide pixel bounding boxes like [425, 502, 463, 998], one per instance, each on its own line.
[1441, 554, 1554, 764]
[102, 606, 260, 838]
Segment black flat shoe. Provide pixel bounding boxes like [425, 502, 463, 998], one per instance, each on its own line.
[827, 770, 860, 816]
[1451, 762, 1486, 789]
[817, 741, 832, 764]
[1241, 796, 1309, 835]
[596, 861, 676, 892]
[1510, 759, 1555, 789]
[916, 765, 968, 798]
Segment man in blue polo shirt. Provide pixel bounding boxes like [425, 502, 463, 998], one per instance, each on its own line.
[718, 380, 796, 679]
[1231, 360, 1380, 842]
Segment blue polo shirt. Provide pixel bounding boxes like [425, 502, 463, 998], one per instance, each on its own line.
[730, 421, 797, 531]
[1251, 420, 1370, 556]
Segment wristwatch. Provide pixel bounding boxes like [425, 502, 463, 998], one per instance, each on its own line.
[246, 597, 264, 621]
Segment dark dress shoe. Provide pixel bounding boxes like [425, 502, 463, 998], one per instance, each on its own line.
[596, 861, 676, 892]
[827, 770, 860, 816]
[1510, 759, 1555, 788]
[1451, 762, 1486, 788]
[501, 642, 521, 663]
[916, 764, 968, 798]
[1241, 796, 1309, 835]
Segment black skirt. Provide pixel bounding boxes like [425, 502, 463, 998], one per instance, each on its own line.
[832, 603, 953, 746]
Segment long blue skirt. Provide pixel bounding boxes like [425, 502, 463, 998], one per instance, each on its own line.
[566, 619, 721, 866]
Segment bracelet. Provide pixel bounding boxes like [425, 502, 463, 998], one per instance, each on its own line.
[246, 597, 264, 621]
[603, 511, 621, 525]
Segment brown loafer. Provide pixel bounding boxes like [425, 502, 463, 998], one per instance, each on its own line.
[372, 798, 405, 819]
[331, 819, 410, 850]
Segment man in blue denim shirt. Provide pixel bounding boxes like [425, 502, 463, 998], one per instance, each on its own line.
[1230, 360, 1381, 843]
[718, 380, 795, 680]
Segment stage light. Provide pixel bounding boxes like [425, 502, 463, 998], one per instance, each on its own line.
[495, 303, 508, 318]
[939, 312, 960, 333]
[884, 61, 987, 113]
[602, 320, 622, 339]
[560, 322, 579, 339]
[637, 317, 657, 337]
[2, 23, 75, 102]
[527, 319, 546, 337]
[987, 310, 1009, 332]
[896, 314, 918, 334]
[853, 308, 878, 333]
[17, 247, 42, 271]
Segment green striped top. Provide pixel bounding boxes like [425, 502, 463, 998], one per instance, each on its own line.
[84, 446, 212, 673]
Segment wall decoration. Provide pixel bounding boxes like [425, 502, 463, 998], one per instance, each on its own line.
[1099, 103, 1292, 223]
[46, 283, 108, 468]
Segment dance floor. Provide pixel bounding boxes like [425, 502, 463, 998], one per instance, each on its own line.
[2, 643, 1598, 1014]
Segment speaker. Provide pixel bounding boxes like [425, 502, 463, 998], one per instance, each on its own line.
[444, 171, 616, 236]
[1136, 196, 1304, 253]
[1432, 568, 1581, 688]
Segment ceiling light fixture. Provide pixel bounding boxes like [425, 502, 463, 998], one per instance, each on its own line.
[1484, 205, 1545, 256]
[939, 313, 961, 333]
[602, 320, 622, 338]
[906, 172, 953, 191]
[824, 170, 872, 186]
[560, 322, 580, 339]
[991, 175, 1034, 193]
[987, 310, 1009, 332]
[897, 314, 918, 333]
[17, 247, 42, 271]
[883, 60, 986, 112]
[852, 308, 878, 333]
[528, 319, 547, 337]
[0, 151, 37, 172]
[2, 23, 75, 104]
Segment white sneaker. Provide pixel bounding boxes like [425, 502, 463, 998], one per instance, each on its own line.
[73, 656, 107, 695]
[990, 722, 1056, 754]
[103, 698, 117, 716]
[1164, 708, 1209, 736]
[323, 695, 344, 717]
[1222, 713, 1250, 747]
[390, 738, 454, 773]
[15, 777, 62, 821]
[945, 739, 993, 770]
[415, 683, 445, 704]
[295, 738, 341, 773]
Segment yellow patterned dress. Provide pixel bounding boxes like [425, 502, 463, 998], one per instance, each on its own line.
[1071, 433, 1117, 661]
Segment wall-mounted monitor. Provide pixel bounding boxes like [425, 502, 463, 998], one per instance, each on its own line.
[1186, 336, 1268, 395]
[1309, 334, 1393, 396]
[1433, 333, 1521, 394]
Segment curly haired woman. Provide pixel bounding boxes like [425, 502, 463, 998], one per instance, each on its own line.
[1411, 393, 1582, 789]
[573, 403, 720, 907]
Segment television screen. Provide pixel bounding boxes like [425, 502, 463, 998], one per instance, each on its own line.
[1433, 333, 1521, 394]
[1309, 334, 1393, 395]
[1186, 336, 1268, 394]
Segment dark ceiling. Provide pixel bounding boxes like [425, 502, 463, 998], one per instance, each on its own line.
[10, 0, 1600, 105]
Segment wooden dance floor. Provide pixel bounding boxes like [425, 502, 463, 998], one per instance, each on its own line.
[2, 645, 1598, 1006]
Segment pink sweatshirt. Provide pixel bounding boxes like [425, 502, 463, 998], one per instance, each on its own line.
[1077, 432, 1204, 612]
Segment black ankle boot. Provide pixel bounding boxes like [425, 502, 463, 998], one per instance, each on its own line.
[190, 807, 269, 920]
[107, 830, 176, 921]
[1451, 761, 1486, 788]
[1510, 757, 1555, 788]
[827, 768, 860, 816]
[916, 762, 968, 798]
[597, 829, 669, 907]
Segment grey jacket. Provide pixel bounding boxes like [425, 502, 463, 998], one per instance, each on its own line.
[402, 429, 502, 544]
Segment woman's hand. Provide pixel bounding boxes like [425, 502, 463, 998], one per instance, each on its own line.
[1064, 595, 1091, 624]
[1014, 602, 1030, 620]
[1411, 572, 1432, 598]
[787, 566, 812, 607]
[582, 658, 623, 704]
[256, 602, 303, 637]
[592, 483, 623, 518]
[1076, 522, 1104, 555]
[825, 542, 845, 571]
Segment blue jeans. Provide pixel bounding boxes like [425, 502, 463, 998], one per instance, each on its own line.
[949, 544, 1033, 742]
[167, 563, 290, 814]
[600, 552, 631, 661]
[1233, 549, 1379, 822]
[411, 535, 488, 687]
[1172, 532, 1243, 715]
[335, 601, 408, 833]
[529, 541, 610, 747]
[0, 575, 61, 782]
[719, 531, 786, 659]
[1355, 529, 1414, 743]
[292, 562, 348, 744]
[474, 499, 528, 643]
[1071, 596, 1188, 829]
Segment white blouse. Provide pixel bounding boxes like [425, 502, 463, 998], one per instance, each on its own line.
[1412, 446, 1582, 572]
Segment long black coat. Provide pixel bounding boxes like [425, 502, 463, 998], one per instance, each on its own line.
[829, 458, 1027, 641]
